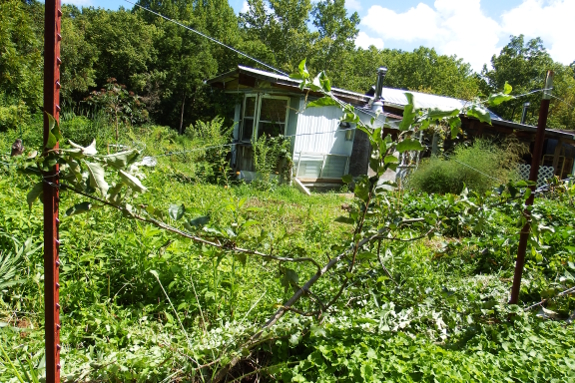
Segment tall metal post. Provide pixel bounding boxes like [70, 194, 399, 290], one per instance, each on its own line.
[43, 0, 62, 381]
[509, 70, 554, 305]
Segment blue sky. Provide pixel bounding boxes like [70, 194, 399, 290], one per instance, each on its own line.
[61, 0, 574, 72]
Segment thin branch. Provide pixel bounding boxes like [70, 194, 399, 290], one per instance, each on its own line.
[55, 183, 322, 271]
[524, 285, 575, 312]
[377, 239, 399, 286]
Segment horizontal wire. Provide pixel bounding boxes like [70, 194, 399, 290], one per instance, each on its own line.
[156, 125, 360, 157]
[123, 0, 289, 77]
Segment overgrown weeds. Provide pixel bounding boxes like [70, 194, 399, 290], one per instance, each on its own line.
[407, 138, 528, 194]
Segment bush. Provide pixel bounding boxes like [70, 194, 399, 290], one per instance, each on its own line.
[406, 138, 526, 194]
[252, 135, 292, 191]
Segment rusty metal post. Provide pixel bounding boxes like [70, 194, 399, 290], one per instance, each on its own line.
[510, 71, 554, 305]
[43, 0, 62, 381]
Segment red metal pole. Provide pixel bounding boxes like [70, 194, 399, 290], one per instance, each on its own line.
[43, 0, 62, 381]
[509, 70, 554, 305]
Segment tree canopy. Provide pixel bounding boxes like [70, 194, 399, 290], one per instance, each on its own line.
[1, 0, 574, 132]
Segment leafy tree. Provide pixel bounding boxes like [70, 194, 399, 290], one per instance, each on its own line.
[81, 7, 160, 94]
[338, 46, 480, 100]
[482, 35, 575, 130]
[134, 0, 219, 132]
[309, 0, 360, 83]
[0, 0, 43, 114]
[481, 35, 553, 121]
[239, 0, 315, 72]
[60, 5, 99, 105]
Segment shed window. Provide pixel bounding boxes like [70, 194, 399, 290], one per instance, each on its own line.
[241, 96, 256, 141]
[240, 95, 289, 142]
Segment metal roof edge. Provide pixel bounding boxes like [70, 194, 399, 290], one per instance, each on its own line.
[207, 65, 370, 103]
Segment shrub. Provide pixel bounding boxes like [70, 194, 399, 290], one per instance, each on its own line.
[252, 134, 292, 191]
[407, 138, 526, 194]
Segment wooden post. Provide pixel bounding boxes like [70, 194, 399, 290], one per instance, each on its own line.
[510, 70, 554, 305]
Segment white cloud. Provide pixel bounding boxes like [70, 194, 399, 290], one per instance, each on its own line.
[501, 0, 575, 65]
[361, 0, 501, 71]
[62, 0, 92, 6]
[240, 1, 249, 14]
[346, 0, 362, 11]
[355, 31, 384, 50]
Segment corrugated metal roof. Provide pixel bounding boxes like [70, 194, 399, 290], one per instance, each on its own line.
[378, 87, 502, 120]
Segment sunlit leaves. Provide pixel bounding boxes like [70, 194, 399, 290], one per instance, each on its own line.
[103, 149, 139, 169]
[119, 170, 147, 193]
[488, 82, 514, 107]
[396, 139, 424, 153]
[398, 92, 416, 131]
[466, 104, 492, 124]
[307, 96, 339, 108]
[69, 140, 98, 156]
[83, 161, 109, 197]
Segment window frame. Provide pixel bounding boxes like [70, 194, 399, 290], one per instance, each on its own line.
[255, 95, 290, 139]
[239, 94, 290, 142]
[240, 94, 258, 143]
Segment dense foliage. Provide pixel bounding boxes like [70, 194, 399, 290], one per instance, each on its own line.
[406, 138, 526, 194]
[1, 118, 575, 381]
[1, 0, 574, 132]
[2, 63, 575, 381]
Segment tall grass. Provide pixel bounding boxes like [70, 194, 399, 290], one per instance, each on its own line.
[406, 138, 527, 194]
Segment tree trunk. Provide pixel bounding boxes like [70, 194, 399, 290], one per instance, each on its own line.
[179, 93, 186, 135]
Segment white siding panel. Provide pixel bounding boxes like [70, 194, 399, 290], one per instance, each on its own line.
[294, 105, 353, 156]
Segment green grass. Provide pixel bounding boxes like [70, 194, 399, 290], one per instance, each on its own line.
[1, 119, 575, 382]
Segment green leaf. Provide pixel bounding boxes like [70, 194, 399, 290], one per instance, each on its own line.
[427, 107, 460, 120]
[169, 204, 185, 221]
[318, 71, 331, 92]
[281, 268, 299, 293]
[234, 253, 247, 266]
[487, 93, 514, 107]
[66, 202, 92, 216]
[448, 117, 462, 139]
[384, 155, 399, 164]
[307, 96, 338, 108]
[107, 183, 123, 204]
[467, 104, 492, 125]
[83, 161, 109, 196]
[45, 113, 63, 148]
[504, 81, 512, 95]
[45, 131, 57, 149]
[310, 324, 326, 338]
[290, 59, 310, 81]
[342, 174, 353, 184]
[335, 216, 355, 224]
[188, 215, 210, 228]
[27, 183, 43, 209]
[102, 149, 138, 169]
[69, 140, 98, 156]
[118, 170, 147, 193]
[399, 93, 416, 131]
[396, 139, 424, 153]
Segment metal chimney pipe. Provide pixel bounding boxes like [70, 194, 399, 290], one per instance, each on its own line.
[375, 67, 387, 101]
[521, 102, 530, 124]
